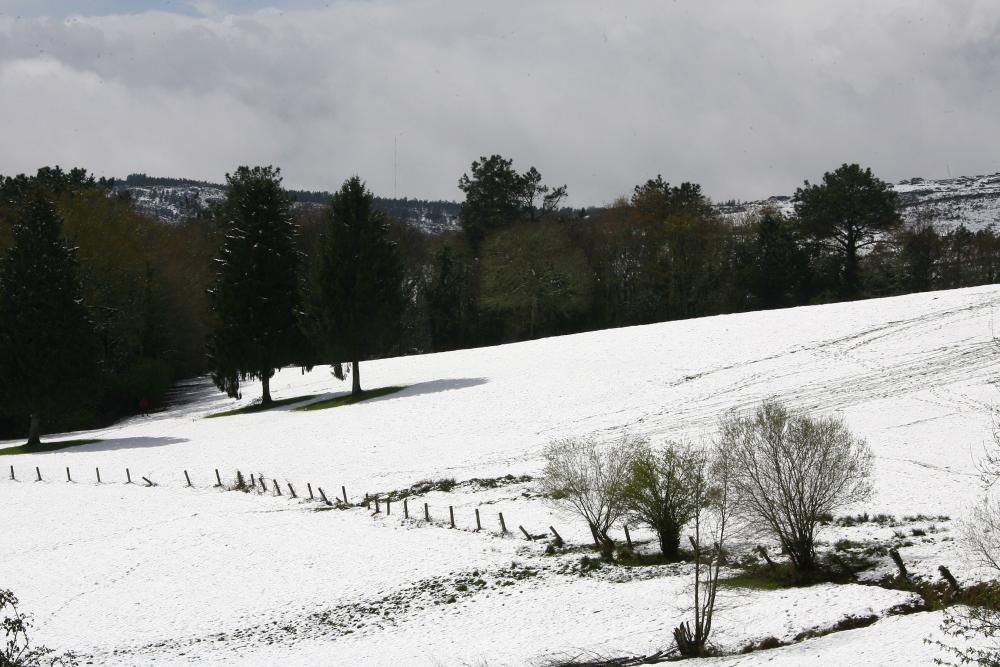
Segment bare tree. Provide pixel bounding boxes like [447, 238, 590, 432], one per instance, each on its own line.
[612, 440, 703, 559]
[674, 446, 733, 658]
[932, 429, 1000, 666]
[718, 399, 873, 573]
[541, 436, 635, 552]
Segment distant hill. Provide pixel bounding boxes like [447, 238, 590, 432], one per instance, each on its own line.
[117, 174, 461, 233]
[117, 171, 1000, 233]
[717, 172, 1000, 231]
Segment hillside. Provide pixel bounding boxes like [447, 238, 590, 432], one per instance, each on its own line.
[719, 172, 1000, 231]
[118, 171, 1000, 234]
[3, 285, 1000, 664]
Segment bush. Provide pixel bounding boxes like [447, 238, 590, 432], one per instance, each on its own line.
[1, 589, 76, 666]
[718, 398, 873, 574]
[611, 440, 704, 559]
[541, 435, 634, 552]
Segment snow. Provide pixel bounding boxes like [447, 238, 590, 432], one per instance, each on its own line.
[4, 284, 1000, 664]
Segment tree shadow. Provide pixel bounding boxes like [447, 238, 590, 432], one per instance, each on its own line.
[0, 436, 190, 456]
[376, 377, 489, 401]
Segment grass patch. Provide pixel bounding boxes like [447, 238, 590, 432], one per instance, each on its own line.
[205, 394, 320, 418]
[719, 573, 791, 591]
[0, 439, 102, 456]
[296, 386, 406, 412]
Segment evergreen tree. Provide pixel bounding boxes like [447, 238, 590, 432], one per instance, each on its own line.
[308, 176, 404, 395]
[0, 190, 98, 444]
[794, 163, 900, 298]
[207, 166, 306, 405]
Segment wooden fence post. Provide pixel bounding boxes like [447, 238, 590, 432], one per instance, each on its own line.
[342, 486, 348, 504]
[142, 476, 154, 486]
[624, 524, 633, 550]
[404, 499, 409, 519]
[424, 502, 430, 521]
[215, 469, 222, 487]
[126, 468, 132, 484]
[307, 483, 314, 500]
[374, 497, 381, 514]
[475, 508, 481, 531]
[184, 470, 192, 487]
[273, 479, 281, 496]
[251, 473, 256, 488]
[96, 468, 101, 484]
[519, 525, 533, 541]
[287, 482, 296, 498]
[318, 487, 332, 506]
[550, 526, 564, 547]
[259, 476, 267, 492]
[66, 467, 71, 482]
[9, 465, 13, 481]
[449, 506, 455, 528]
[499, 512, 508, 534]
[36, 466, 41, 482]
[236, 470, 244, 489]
[386, 499, 391, 516]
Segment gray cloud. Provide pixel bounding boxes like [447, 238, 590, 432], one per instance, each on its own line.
[1, 1, 999, 206]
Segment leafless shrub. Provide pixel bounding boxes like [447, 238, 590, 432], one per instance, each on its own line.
[718, 398, 873, 574]
[541, 435, 635, 553]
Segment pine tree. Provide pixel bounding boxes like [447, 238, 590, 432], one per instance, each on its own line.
[308, 176, 403, 395]
[794, 163, 900, 298]
[0, 190, 98, 445]
[207, 166, 306, 405]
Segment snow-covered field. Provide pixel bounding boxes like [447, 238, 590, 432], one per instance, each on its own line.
[4, 285, 1000, 664]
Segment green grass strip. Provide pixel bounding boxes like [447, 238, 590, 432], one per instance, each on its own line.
[297, 386, 405, 411]
[205, 394, 321, 419]
[717, 573, 790, 591]
[0, 439, 103, 456]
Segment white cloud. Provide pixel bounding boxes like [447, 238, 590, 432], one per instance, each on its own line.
[1, 1, 1000, 205]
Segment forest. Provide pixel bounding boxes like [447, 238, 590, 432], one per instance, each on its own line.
[1, 158, 998, 441]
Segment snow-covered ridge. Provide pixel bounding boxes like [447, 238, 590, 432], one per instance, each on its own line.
[115, 180, 461, 233]
[718, 172, 1000, 232]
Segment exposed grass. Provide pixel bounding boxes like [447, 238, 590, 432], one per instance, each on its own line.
[718, 573, 791, 591]
[296, 386, 405, 412]
[205, 394, 321, 418]
[0, 439, 102, 456]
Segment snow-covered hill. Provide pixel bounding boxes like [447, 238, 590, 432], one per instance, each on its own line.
[719, 172, 1000, 232]
[4, 286, 1000, 664]
[115, 179, 461, 233]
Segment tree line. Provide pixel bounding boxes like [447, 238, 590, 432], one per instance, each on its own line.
[1, 159, 999, 442]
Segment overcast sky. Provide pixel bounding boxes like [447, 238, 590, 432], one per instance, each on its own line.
[1, 1, 998, 206]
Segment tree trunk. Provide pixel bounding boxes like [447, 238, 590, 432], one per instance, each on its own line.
[27, 413, 41, 446]
[659, 526, 681, 560]
[352, 359, 361, 395]
[261, 373, 273, 406]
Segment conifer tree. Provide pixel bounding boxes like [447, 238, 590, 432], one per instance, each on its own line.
[0, 190, 98, 444]
[308, 176, 403, 395]
[208, 166, 306, 405]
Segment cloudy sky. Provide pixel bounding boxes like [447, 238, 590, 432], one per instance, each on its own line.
[1, 1, 998, 205]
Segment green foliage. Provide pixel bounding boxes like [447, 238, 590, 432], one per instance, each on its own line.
[612, 441, 705, 559]
[306, 176, 404, 394]
[208, 165, 307, 405]
[0, 190, 100, 444]
[479, 221, 591, 339]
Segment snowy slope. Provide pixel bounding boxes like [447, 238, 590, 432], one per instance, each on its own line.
[3, 285, 1000, 664]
